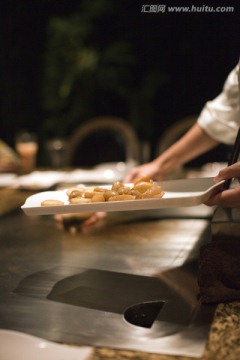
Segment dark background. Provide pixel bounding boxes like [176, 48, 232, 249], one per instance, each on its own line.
[1, 0, 239, 165]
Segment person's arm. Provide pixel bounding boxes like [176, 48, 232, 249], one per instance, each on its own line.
[125, 123, 219, 182]
[205, 162, 240, 208]
[125, 63, 240, 183]
[197, 64, 240, 145]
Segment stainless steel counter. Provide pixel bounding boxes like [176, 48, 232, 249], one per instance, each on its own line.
[0, 203, 216, 357]
[211, 207, 240, 241]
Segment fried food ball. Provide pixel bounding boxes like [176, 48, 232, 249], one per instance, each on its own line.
[141, 185, 164, 199]
[103, 189, 118, 201]
[134, 181, 154, 194]
[69, 197, 91, 204]
[41, 199, 64, 206]
[111, 181, 125, 191]
[134, 175, 153, 185]
[108, 194, 136, 201]
[91, 192, 106, 203]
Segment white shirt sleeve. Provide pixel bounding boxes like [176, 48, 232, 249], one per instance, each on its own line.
[197, 64, 240, 145]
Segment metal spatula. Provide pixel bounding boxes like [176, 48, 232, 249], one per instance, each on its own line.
[223, 127, 240, 190]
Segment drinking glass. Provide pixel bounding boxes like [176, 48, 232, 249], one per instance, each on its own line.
[15, 131, 38, 174]
[45, 139, 67, 169]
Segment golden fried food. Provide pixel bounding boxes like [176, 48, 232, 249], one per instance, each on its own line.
[111, 181, 125, 191]
[41, 199, 64, 206]
[69, 197, 92, 204]
[134, 175, 153, 185]
[103, 189, 118, 200]
[140, 185, 163, 198]
[108, 194, 136, 202]
[41, 175, 164, 207]
[91, 192, 106, 203]
[134, 181, 154, 194]
[93, 187, 106, 193]
[66, 176, 164, 204]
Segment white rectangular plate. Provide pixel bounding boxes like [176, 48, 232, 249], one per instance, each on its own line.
[21, 177, 224, 216]
[0, 330, 93, 360]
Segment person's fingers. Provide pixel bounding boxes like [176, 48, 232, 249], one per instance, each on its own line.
[83, 212, 106, 226]
[81, 212, 107, 234]
[54, 212, 100, 233]
[214, 163, 240, 182]
[54, 214, 64, 222]
[205, 187, 240, 208]
[124, 168, 141, 183]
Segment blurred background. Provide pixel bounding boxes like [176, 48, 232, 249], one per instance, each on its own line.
[1, 0, 239, 167]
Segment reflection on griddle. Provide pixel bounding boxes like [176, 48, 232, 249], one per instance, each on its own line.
[14, 266, 191, 330]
